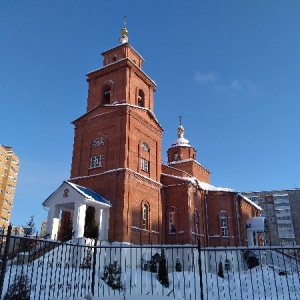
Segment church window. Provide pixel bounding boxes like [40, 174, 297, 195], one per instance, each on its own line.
[220, 213, 229, 237]
[169, 206, 177, 233]
[92, 137, 105, 147]
[90, 155, 103, 169]
[102, 87, 111, 105]
[141, 142, 150, 152]
[174, 152, 179, 160]
[138, 90, 145, 107]
[142, 203, 149, 230]
[141, 158, 149, 172]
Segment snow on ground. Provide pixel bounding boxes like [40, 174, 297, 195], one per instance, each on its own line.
[2, 243, 300, 299]
[3, 263, 300, 299]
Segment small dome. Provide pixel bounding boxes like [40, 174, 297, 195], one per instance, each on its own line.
[171, 137, 191, 148]
[171, 124, 191, 147]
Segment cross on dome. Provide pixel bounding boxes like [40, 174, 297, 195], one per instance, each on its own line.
[170, 116, 190, 147]
[178, 115, 184, 138]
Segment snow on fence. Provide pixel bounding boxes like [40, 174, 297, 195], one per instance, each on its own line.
[1, 230, 300, 299]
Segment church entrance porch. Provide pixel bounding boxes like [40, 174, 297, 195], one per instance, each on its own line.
[42, 181, 111, 241]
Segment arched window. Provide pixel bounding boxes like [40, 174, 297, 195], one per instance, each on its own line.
[142, 203, 149, 230]
[220, 212, 229, 237]
[169, 206, 177, 233]
[102, 86, 111, 105]
[141, 142, 150, 152]
[174, 151, 179, 161]
[138, 90, 145, 107]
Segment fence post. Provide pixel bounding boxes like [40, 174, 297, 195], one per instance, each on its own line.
[91, 238, 97, 296]
[197, 237, 204, 300]
[0, 224, 12, 298]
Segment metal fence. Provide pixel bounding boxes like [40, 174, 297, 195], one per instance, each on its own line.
[1, 228, 300, 299]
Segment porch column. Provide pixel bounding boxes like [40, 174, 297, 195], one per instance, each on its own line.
[96, 207, 109, 241]
[95, 208, 103, 240]
[73, 203, 86, 239]
[46, 205, 60, 240]
[102, 207, 109, 240]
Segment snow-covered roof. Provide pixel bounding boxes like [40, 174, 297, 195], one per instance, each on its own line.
[67, 181, 111, 206]
[171, 136, 191, 148]
[161, 173, 262, 210]
[238, 193, 262, 210]
[166, 159, 210, 173]
[43, 181, 111, 208]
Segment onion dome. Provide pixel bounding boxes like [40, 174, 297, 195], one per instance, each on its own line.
[119, 16, 129, 44]
[171, 124, 191, 148]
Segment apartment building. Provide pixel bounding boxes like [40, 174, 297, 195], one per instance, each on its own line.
[0, 145, 20, 231]
[242, 189, 300, 246]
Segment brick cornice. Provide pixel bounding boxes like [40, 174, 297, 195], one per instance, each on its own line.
[87, 58, 156, 89]
[70, 167, 162, 189]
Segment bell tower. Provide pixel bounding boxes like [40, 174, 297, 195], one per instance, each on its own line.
[69, 22, 163, 244]
[167, 120, 211, 183]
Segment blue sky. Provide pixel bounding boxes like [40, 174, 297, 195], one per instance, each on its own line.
[1, 1, 300, 231]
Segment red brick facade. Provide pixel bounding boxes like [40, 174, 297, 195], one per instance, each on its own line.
[63, 38, 261, 246]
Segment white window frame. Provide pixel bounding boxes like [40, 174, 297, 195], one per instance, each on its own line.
[220, 215, 229, 237]
[90, 155, 103, 169]
[140, 158, 149, 172]
[142, 204, 149, 230]
[169, 207, 177, 233]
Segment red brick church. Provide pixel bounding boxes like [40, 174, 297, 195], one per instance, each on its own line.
[43, 24, 261, 247]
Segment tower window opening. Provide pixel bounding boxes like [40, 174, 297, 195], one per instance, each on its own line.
[102, 88, 111, 105]
[138, 90, 145, 107]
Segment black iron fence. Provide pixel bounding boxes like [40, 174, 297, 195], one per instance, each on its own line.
[1, 228, 300, 299]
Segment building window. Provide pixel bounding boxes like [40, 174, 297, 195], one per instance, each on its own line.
[141, 158, 149, 172]
[169, 207, 177, 233]
[138, 90, 145, 107]
[141, 142, 150, 152]
[102, 87, 111, 105]
[92, 137, 105, 148]
[174, 152, 179, 160]
[90, 155, 103, 169]
[142, 203, 149, 230]
[220, 214, 229, 237]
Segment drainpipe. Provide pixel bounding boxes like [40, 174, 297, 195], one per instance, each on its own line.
[187, 185, 193, 243]
[204, 190, 209, 246]
[235, 193, 241, 246]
